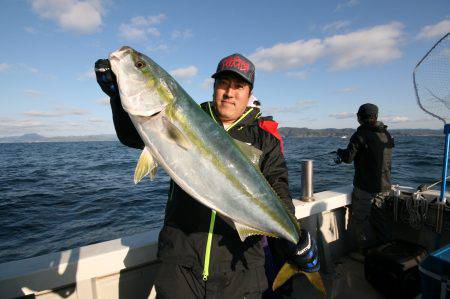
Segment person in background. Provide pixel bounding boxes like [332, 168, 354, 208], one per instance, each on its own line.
[335, 103, 395, 254]
[95, 53, 319, 298]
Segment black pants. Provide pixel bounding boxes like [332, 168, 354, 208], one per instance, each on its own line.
[154, 263, 268, 299]
[351, 187, 392, 250]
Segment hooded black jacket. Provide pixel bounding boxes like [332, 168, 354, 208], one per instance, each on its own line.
[338, 121, 394, 193]
[107, 93, 293, 277]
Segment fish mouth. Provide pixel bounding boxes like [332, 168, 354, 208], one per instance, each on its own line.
[109, 46, 133, 64]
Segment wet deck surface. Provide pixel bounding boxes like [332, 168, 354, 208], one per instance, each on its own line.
[292, 256, 387, 299]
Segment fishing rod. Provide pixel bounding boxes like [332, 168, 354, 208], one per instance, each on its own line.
[417, 175, 450, 192]
[311, 151, 336, 159]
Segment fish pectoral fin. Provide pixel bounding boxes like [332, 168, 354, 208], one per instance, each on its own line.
[234, 222, 276, 242]
[134, 147, 158, 184]
[272, 262, 326, 296]
[162, 116, 191, 150]
[233, 139, 262, 168]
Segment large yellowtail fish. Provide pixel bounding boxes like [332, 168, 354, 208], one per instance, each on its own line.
[109, 46, 324, 294]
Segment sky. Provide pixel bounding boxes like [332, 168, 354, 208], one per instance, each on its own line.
[0, 0, 450, 137]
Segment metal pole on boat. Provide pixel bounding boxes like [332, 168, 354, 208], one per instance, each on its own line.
[439, 124, 450, 204]
[301, 160, 314, 202]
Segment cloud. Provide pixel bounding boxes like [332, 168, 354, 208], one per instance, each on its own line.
[118, 14, 166, 41]
[249, 22, 404, 72]
[95, 97, 110, 105]
[77, 69, 95, 80]
[336, 86, 357, 93]
[265, 100, 318, 114]
[323, 20, 351, 32]
[24, 89, 43, 98]
[249, 39, 325, 71]
[0, 63, 11, 72]
[0, 116, 113, 137]
[147, 43, 168, 52]
[172, 29, 193, 39]
[329, 112, 354, 119]
[30, 0, 104, 34]
[19, 63, 57, 79]
[324, 22, 403, 70]
[23, 107, 89, 117]
[380, 115, 410, 123]
[417, 19, 450, 40]
[201, 78, 214, 90]
[335, 0, 359, 12]
[0, 118, 49, 135]
[24, 26, 38, 34]
[286, 71, 307, 79]
[19, 63, 39, 74]
[88, 117, 105, 123]
[170, 66, 198, 79]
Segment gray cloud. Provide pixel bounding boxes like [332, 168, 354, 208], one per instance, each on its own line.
[264, 100, 319, 114]
[335, 0, 359, 12]
[323, 20, 351, 32]
[172, 29, 193, 39]
[23, 107, 89, 117]
[0, 63, 11, 73]
[24, 89, 43, 98]
[329, 112, 354, 119]
[417, 19, 450, 40]
[336, 86, 357, 93]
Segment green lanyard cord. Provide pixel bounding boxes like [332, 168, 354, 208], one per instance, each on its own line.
[202, 102, 253, 281]
[202, 210, 216, 281]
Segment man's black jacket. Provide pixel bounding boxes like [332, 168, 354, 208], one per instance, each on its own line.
[107, 92, 294, 276]
[338, 121, 394, 193]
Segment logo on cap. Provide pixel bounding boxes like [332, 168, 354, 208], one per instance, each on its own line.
[212, 53, 255, 86]
[221, 55, 250, 73]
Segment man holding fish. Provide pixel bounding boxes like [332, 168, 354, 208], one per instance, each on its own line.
[95, 49, 320, 298]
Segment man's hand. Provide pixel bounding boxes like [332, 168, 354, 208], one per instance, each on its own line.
[334, 155, 342, 165]
[95, 59, 118, 97]
[284, 229, 320, 273]
[334, 149, 344, 164]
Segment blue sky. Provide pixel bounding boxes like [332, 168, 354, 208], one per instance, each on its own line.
[1, 0, 449, 137]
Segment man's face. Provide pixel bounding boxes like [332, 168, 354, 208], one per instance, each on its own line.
[213, 74, 252, 125]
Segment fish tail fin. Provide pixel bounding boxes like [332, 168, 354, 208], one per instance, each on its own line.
[272, 262, 326, 296]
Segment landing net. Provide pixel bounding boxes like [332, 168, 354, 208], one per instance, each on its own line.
[413, 33, 450, 124]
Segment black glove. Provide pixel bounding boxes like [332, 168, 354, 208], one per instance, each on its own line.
[334, 155, 342, 165]
[94, 59, 118, 97]
[283, 229, 320, 273]
[334, 149, 344, 164]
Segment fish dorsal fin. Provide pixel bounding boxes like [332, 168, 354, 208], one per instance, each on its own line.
[233, 139, 262, 168]
[161, 116, 191, 150]
[234, 221, 277, 241]
[134, 147, 158, 184]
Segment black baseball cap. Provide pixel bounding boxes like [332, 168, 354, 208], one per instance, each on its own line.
[211, 53, 255, 87]
[357, 103, 378, 118]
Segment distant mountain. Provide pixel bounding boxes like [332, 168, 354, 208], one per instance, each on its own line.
[278, 127, 441, 138]
[0, 128, 442, 144]
[0, 133, 118, 143]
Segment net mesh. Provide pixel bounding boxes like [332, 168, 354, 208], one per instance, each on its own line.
[413, 33, 450, 124]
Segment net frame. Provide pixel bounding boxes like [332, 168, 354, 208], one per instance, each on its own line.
[413, 32, 450, 124]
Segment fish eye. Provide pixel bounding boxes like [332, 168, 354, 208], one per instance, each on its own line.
[135, 60, 146, 69]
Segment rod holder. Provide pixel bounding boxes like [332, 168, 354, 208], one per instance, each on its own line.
[301, 160, 314, 202]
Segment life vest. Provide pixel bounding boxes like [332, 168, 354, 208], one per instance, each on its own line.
[258, 119, 284, 153]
